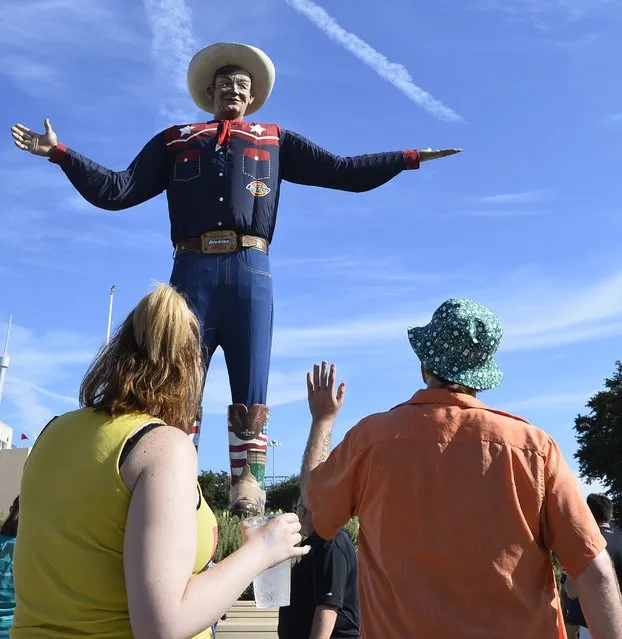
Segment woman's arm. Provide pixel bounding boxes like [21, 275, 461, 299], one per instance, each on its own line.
[123, 426, 307, 639]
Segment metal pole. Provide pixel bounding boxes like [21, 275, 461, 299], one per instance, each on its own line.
[0, 314, 12, 408]
[269, 440, 281, 486]
[106, 285, 116, 344]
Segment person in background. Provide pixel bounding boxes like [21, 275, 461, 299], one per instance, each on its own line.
[563, 493, 622, 639]
[278, 498, 359, 639]
[0, 496, 19, 639]
[11, 284, 308, 639]
[299, 298, 622, 638]
[560, 572, 580, 638]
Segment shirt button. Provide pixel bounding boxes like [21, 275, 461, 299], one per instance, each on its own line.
[219, 197, 224, 202]
[219, 172, 223, 177]
[217, 221, 222, 226]
[254, 156, 259, 161]
[184, 158, 188, 163]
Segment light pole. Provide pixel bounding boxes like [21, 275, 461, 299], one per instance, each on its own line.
[268, 440, 281, 486]
[0, 314, 12, 409]
[106, 285, 116, 345]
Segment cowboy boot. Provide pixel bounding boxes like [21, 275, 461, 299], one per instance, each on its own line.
[228, 404, 268, 516]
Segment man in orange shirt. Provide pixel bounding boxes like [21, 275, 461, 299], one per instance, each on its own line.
[300, 298, 622, 638]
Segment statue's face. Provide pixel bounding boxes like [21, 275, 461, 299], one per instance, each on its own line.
[208, 68, 254, 120]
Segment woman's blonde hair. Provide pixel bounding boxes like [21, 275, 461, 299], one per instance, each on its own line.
[80, 284, 203, 431]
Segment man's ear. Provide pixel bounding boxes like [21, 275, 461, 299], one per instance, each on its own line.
[206, 85, 214, 100]
[421, 363, 429, 384]
[248, 92, 255, 105]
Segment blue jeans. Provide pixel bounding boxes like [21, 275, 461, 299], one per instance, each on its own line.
[170, 248, 273, 406]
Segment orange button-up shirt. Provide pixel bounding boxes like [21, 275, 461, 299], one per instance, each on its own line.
[308, 389, 605, 639]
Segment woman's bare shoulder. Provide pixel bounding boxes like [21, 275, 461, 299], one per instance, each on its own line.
[121, 425, 197, 492]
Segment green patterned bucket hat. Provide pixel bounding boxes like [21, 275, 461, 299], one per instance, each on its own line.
[407, 298, 504, 391]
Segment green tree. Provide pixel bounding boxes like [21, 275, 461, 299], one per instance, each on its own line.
[198, 470, 230, 513]
[266, 474, 301, 512]
[574, 361, 622, 520]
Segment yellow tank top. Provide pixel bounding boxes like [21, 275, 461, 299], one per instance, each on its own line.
[12, 408, 217, 639]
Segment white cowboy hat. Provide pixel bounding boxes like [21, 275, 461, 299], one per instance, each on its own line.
[187, 42, 275, 116]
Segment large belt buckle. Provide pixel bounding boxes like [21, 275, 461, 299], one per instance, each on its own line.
[200, 230, 238, 254]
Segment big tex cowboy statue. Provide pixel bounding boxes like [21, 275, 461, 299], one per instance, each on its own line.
[11, 42, 460, 515]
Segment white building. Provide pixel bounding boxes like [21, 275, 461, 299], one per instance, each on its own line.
[0, 422, 29, 514]
[0, 420, 12, 450]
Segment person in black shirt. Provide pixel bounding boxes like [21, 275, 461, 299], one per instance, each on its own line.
[563, 493, 622, 638]
[278, 499, 359, 639]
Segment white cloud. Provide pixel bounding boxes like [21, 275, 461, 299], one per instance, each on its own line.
[272, 270, 622, 356]
[272, 313, 428, 358]
[142, 0, 198, 123]
[0, 0, 146, 91]
[272, 255, 454, 284]
[6, 268, 622, 436]
[1, 0, 141, 50]
[501, 272, 622, 351]
[476, 190, 551, 205]
[485, 0, 617, 23]
[0, 160, 170, 258]
[284, 0, 462, 122]
[0, 54, 62, 96]
[460, 209, 547, 218]
[557, 32, 602, 50]
[499, 391, 594, 412]
[0, 319, 311, 436]
[0, 321, 97, 436]
[200, 354, 309, 416]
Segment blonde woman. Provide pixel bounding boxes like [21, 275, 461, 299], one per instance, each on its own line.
[12, 284, 308, 639]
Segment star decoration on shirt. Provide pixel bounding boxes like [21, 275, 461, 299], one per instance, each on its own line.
[179, 125, 193, 136]
[250, 124, 266, 136]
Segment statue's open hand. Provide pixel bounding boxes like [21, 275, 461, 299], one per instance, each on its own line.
[11, 119, 58, 157]
[419, 148, 462, 162]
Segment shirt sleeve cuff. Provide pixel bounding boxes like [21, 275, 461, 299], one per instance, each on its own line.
[318, 595, 343, 608]
[565, 535, 607, 581]
[48, 143, 68, 165]
[403, 149, 420, 170]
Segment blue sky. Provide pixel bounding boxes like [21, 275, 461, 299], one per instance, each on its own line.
[1, 0, 621, 493]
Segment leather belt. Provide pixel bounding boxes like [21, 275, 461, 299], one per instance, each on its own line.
[175, 231, 268, 255]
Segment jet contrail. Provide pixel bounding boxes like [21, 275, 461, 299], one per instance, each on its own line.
[285, 0, 462, 122]
[142, 0, 198, 122]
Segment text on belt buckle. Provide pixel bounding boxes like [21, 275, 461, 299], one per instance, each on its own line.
[200, 230, 238, 254]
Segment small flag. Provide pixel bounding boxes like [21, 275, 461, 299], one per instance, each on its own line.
[20, 433, 28, 440]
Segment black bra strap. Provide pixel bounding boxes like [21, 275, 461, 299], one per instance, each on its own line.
[119, 422, 202, 510]
[119, 422, 163, 467]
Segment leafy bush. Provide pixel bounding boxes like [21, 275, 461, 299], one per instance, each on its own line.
[343, 517, 360, 551]
[266, 475, 300, 512]
[212, 510, 360, 600]
[198, 470, 230, 513]
[213, 511, 244, 563]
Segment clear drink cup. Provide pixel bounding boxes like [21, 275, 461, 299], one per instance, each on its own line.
[245, 514, 292, 608]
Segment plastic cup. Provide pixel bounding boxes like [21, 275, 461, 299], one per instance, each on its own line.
[245, 515, 291, 608]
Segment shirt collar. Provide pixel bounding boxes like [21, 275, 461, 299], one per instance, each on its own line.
[405, 388, 491, 410]
[398, 389, 530, 424]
